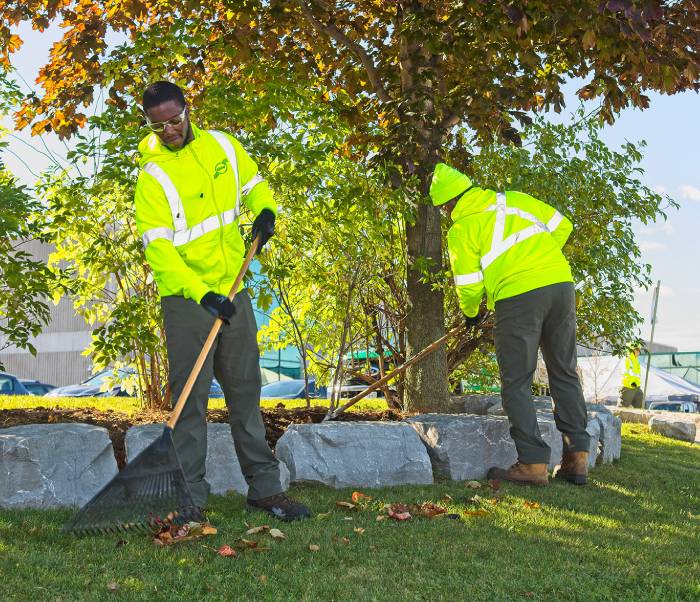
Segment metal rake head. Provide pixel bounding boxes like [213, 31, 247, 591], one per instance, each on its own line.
[64, 427, 197, 536]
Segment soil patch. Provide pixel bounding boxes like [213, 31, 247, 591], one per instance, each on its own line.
[0, 406, 408, 469]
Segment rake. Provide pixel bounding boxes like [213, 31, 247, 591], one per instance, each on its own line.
[64, 237, 260, 535]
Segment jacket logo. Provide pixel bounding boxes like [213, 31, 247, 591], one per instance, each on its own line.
[213, 158, 229, 179]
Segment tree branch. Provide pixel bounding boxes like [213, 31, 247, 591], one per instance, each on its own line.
[298, 1, 392, 104]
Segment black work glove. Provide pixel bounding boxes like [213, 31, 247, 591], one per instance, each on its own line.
[200, 292, 236, 324]
[251, 209, 275, 254]
[465, 311, 486, 330]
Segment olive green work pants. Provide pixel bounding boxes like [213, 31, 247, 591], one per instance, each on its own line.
[162, 292, 283, 507]
[494, 282, 591, 464]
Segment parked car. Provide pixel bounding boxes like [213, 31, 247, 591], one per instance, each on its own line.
[45, 368, 135, 398]
[261, 378, 326, 400]
[46, 368, 226, 399]
[331, 367, 397, 399]
[647, 400, 698, 413]
[0, 371, 30, 395]
[20, 379, 56, 396]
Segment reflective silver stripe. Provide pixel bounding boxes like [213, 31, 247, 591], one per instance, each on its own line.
[208, 130, 240, 216]
[143, 162, 187, 232]
[142, 226, 174, 248]
[241, 173, 264, 196]
[143, 131, 243, 250]
[547, 211, 563, 232]
[480, 192, 550, 270]
[454, 272, 484, 286]
[172, 209, 239, 247]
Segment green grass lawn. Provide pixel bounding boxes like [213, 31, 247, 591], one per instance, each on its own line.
[0, 395, 389, 415]
[0, 424, 698, 601]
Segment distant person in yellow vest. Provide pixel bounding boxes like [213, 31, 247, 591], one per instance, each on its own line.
[430, 163, 590, 487]
[619, 346, 645, 408]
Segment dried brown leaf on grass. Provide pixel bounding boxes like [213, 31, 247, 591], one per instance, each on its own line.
[523, 501, 541, 509]
[217, 544, 237, 558]
[353, 527, 366, 535]
[309, 543, 320, 551]
[152, 521, 217, 546]
[351, 491, 372, 503]
[246, 525, 270, 535]
[335, 501, 356, 510]
[466, 481, 482, 489]
[269, 528, 286, 540]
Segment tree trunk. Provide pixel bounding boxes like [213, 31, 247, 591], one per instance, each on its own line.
[397, 0, 450, 412]
[404, 205, 449, 411]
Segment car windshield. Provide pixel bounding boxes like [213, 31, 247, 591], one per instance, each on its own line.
[82, 369, 131, 386]
[23, 383, 45, 395]
[261, 381, 304, 397]
[0, 375, 14, 393]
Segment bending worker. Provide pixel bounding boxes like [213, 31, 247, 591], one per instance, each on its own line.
[134, 81, 310, 521]
[430, 163, 591, 486]
[619, 345, 645, 408]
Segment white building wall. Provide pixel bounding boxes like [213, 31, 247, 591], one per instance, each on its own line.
[0, 240, 94, 387]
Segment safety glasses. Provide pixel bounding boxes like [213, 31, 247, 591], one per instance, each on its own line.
[145, 108, 187, 132]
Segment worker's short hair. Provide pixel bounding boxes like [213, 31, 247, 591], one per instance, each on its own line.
[142, 81, 186, 111]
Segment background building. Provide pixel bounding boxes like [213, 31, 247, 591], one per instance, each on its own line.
[0, 240, 301, 387]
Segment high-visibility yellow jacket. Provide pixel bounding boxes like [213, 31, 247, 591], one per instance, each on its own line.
[622, 351, 642, 388]
[134, 125, 276, 302]
[447, 187, 574, 317]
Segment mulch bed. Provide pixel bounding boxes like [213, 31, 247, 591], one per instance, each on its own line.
[0, 406, 408, 469]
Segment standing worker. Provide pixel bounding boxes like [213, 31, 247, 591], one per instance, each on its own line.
[619, 346, 645, 408]
[429, 163, 591, 486]
[134, 81, 310, 521]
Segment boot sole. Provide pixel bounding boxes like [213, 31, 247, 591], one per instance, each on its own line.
[555, 473, 587, 486]
[246, 503, 311, 522]
[486, 468, 548, 486]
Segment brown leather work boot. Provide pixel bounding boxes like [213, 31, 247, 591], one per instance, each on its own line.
[486, 461, 549, 486]
[554, 451, 589, 486]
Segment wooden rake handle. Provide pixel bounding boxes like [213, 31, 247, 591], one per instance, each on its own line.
[324, 324, 465, 421]
[166, 236, 260, 429]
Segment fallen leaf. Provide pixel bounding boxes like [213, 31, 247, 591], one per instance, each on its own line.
[269, 528, 286, 540]
[343, 516, 353, 521]
[106, 582, 119, 592]
[463, 510, 489, 517]
[443, 494, 453, 502]
[315, 512, 331, 520]
[217, 544, 237, 557]
[488, 479, 501, 492]
[335, 501, 356, 510]
[258, 575, 267, 584]
[418, 502, 447, 518]
[376, 515, 387, 522]
[523, 501, 541, 509]
[351, 491, 372, 503]
[309, 543, 320, 552]
[465, 495, 482, 505]
[241, 539, 258, 549]
[201, 525, 218, 535]
[389, 503, 411, 514]
[246, 525, 270, 535]
[353, 527, 366, 535]
[388, 509, 412, 521]
[466, 481, 482, 489]
[341, 537, 350, 544]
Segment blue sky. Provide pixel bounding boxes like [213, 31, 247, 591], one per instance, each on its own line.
[2, 23, 699, 351]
